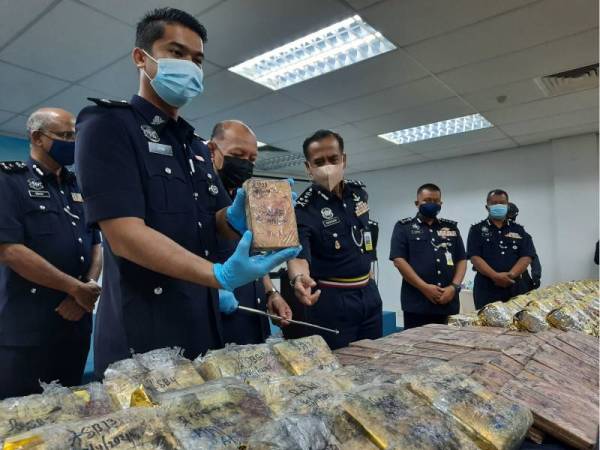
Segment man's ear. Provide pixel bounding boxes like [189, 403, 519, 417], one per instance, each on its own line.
[342, 152, 347, 169]
[29, 130, 44, 148]
[207, 141, 217, 163]
[414, 200, 419, 207]
[304, 161, 312, 177]
[132, 47, 146, 68]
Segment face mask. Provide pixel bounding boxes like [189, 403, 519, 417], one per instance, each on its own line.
[142, 50, 204, 108]
[488, 204, 508, 220]
[48, 139, 75, 166]
[419, 202, 441, 218]
[310, 163, 344, 191]
[218, 155, 254, 190]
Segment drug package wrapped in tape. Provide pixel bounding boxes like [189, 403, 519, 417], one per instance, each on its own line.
[2, 407, 180, 450]
[154, 378, 273, 450]
[513, 298, 562, 332]
[195, 343, 289, 381]
[407, 365, 533, 450]
[448, 312, 482, 327]
[103, 347, 204, 408]
[243, 179, 299, 251]
[0, 382, 116, 445]
[478, 301, 522, 328]
[341, 383, 480, 450]
[272, 335, 341, 375]
[547, 295, 600, 336]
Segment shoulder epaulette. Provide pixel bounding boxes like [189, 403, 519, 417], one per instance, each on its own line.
[87, 97, 130, 108]
[345, 179, 366, 189]
[368, 219, 379, 226]
[399, 217, 413, 224]
[296, 186, 314, 208]
[0, 161, 27, 173]
[193, 132, 207, 142]
[439, 218, 457, 226]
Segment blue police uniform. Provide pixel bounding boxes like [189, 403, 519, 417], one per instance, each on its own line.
[389, 215, 466, 329]
[467, 219, 535, 309]
[75, 95, 231, 377]
[295, 180, 382, 349]
[214, 225, 270, 345]
[0, 159, 100, 398]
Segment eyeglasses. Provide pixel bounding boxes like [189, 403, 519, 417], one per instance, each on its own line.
[40, 130, 76, 141]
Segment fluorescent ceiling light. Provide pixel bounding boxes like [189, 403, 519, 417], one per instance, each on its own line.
[257, 141, 267, 147]
[378, 114, 493, 145]
[228, 15, 396, 90]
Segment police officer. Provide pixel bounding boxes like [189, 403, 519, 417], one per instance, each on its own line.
[75, 8, 299, 377]
[390, 183, 467, 330]
[287, 130, 382, 350]
[208, 120, 293, 344]
[467, 190, 535, 309]
[0, 108, 102, 399]
[507, 202, 541, 293]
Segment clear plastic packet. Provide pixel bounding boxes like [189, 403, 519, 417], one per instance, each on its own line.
[272, 335, 340, 375]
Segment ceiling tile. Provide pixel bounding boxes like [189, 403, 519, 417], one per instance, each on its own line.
[197, 0, 351, 67]
[282, 50, 427, 107]
[463, 78, 546, 112]
[0, 114, 28, 137]
[0, 110, 16, 124]
[437, 28, 599, 94]
[320, 76, 454, 123]
[254, 110, 345, 144]
[501, 107, 598, 137]
[182, 70, 269, 119]
[79, 0, 223, 26]
[0, 0, 55, 48]
[485, 88, 598, 126]
[423, 138, 515, 160]
[405, 0, 598, 74]
[345, 0, 383, 9]
[513, 121, 598, 146]
[344, 135, 398, 154]
[398, 127, 508, 154]
[0, 62, 69, 113]
[361, 0, 537, 47]
[25, 84, 112, 117]
[353, 97, 474, 135]
[0, 0, 134, 81]
[346, 150, 427, 173]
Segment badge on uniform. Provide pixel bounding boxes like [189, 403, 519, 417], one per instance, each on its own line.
[445, 250, 454, 266]
[438, 227, 457, 238]
[364, 231, 373, 252]
[355, 201, 369, 217]
[208, 184, 219, 196]
[71, 192, 83, 203]
[27, 178, 50, 198]
[141, 124, 160, 142]
[505, 232, 522, 239]
[151, 115, 165, 126]
[334, 240, 341, 250]
[321, 208, 334, 219]
[148, 142, 173, 156]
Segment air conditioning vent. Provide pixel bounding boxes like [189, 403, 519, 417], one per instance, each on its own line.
[534, 63, 598, 97]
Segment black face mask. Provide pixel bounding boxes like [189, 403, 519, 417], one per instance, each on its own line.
[218, 155, 254, 190]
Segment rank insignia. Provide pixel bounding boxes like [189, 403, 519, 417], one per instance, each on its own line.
[27, 179, 44, 190]
[141, 124, 160, 142]
[208, 184, 219, 196]
[321, 207, 334, 220]
[355, 201, 369, 217]
[505, 232, 522, 239]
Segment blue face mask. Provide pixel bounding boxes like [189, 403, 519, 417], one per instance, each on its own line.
[488, 204, 508, 220]
[143, 50, 204, 108]
[419, 202, 441, 218]
[48, 139, 75, 166]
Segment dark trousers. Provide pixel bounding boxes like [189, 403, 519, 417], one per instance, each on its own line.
[402, 312, 448, 330]
[306, 279, 383, 350]
[0, 323, 91, 399]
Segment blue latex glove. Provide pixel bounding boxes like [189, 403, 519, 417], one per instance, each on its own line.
[287, 178, 298, 207]
[214, 231, 301, 291]
[226, 188, 247, 234]
[218, 289, 239, 314]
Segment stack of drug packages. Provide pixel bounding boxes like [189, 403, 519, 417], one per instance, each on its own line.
[448, 279, 599, 335]
[1, 335, 533, 450]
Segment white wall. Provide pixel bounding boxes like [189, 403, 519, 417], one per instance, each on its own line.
[355, 133, 599, 318]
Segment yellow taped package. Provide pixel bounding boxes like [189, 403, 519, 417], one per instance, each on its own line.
[195, 343, 289, 381]
[0, 382, 115, 446]
[447, 312, 482, 327]
[272, 335, 341, 375]
[155, 378, 273, 450]
[2, 407, 180, 450]
[342, 383, 479, 450]
[103, 347, 204, 409]
[407, 368, 533, 450]
[547, 295, 600, 336]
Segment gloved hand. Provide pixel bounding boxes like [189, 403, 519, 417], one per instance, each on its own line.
[226, 188, 247, 234]
[287, 178, 298, 207]
[214, 231, 301, 291]
[218, 289, 239, 314]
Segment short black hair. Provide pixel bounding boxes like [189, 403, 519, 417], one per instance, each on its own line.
[417, 183, 441, 195]
[302, 129, 344, 159]
[487, 189, 509, 202]
[136, 8, 207, 51]
[507, 202, 519, 219]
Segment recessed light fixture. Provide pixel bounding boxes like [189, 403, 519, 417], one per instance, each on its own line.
[229, 15, 396, 90]
[257, 141, 267, 147]
[378, 114, 493, 145]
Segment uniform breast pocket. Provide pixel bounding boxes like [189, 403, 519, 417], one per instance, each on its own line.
[408, 234, 428, 251]
[509, 239, 522, 254]
[143, 157, 191, 213]
[23, 203, 60, 235]
[321, 226, 346, 251]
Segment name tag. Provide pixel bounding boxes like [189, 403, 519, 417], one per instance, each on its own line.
[364, 231, 373, 251]
[148, 142, 173, 156]
[28, 190, 50, 198]
[438, 228, 457, 238]
[71, 192, 83, 203]
[445, 251, 454, 266]
[322, 217, 341, 228]
[505, 232, 522, 239]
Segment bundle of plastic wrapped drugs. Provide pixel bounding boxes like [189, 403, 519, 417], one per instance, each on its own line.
[547, 294, 599, 336]
[195, 342, 289, 381]
[2, 407, 180, 449]
[103, 347, 204, 408]
[272, 335, 341, 375]
[447, 312, 482, 327]
[405, 364, 533, 450]
[0, 382, 116, 446]
[153, 378, 273, 450]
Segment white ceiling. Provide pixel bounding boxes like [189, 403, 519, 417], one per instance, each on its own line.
[0, 0, 597, 176]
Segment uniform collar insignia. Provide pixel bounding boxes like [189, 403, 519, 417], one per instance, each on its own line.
[140, 124, 160, 142]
